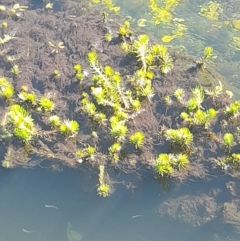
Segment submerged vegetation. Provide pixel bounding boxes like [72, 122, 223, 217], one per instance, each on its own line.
[0, 0, 240, 213]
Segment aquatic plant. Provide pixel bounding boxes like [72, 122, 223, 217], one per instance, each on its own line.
[129, 131, 145, 149]
[53, 69, 59, 77]
[164, 95, 173, 107]
[205, 81, 223, 99]
[39, 96, 54, 112]
[230, 153, 240, 169]
[225, 101, 240, 120]
[8, 104, 36, 143]
[97, 164, 110, 197]
[11, 65, 20, 75]
[174, 88, 185, 104]
[154, 153, 173, 177]
[1, 21, 7, 36]
[118, 20, 132, 39]
[173, 153, 189, 171]
[76, 145, 96, 162]
[18, 87, 36, 105]
[86, 145, 96, 161]
[45, 3, 53, 9]
[87, 51, 131, 110]
[110, 118, 128, 142]
[73, 64, 84, 81]
[108, 142, 122, 163]
[199, 1, 223, 21]
[49, 115, 61, 128]
[164, 127, 193, 149]
[197, 46, 216, 70]
[186, 86, 204, 111]
[223, 133, 234, 151]
[59, 119, 79, 136]
[0, 77, 14, 99]
[181, 108, 217, 129]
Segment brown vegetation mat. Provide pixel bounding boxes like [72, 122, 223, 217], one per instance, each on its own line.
[0, 0, 239, 182]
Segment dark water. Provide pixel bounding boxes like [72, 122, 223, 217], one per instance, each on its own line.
[0, 164, 239, 241]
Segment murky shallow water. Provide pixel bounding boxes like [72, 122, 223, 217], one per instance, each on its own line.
[0, 165, 239, 241]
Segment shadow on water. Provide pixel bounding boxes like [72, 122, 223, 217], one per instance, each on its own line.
[0, 164, 239, 241]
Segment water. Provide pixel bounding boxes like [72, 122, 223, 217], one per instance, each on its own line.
[0, 164, 239, 241]
[1, 0, 240, 240]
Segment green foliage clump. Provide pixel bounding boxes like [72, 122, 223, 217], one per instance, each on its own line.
[0, 77, 14, 99]
[155, 153, 173, 176]
[18, 87, 36, 105]
[49, 115, 61, 128]
[59, 119, 79, 136]
[110, 118, 128, 142]
[11, 65, 21, 75]
[129, 131, 145, 149]
[73, 64, 84, 81]
[154, 153, 189, 177]
[108, 142, 122, 164]
[225, 101, 240, 120]
[118, 20, 132, 39]
[8, 104, 36, 143]
[164, 127, 193, 149]
[76, 145, 96, 162]
[97, 164, 111, 197]
[223, 133, 234, 151]
[39, 96, 54, 112]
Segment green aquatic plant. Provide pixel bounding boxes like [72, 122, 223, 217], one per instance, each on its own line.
[39, 96, 54, 112]
[164, 127, 193, 149]
[205, 81, 223, 99]
[199, 1, 223, 21]
[97, 164, 111, 197]
[87, 51, 130, 110]
[129, 131, 145, 149]
[97, 183, 110, 197]
[174, 88, 185, 104]
[73, 64, 84, 81]
[225, 101, 240, 120]
[0, 5, 6, 12]
[186, 85, 204, 111]
[154, 153, 173, 177]
[76, 146, 96, 162]
[151, 44, 173, 74]
[230, 153, 240, 169]
[0, 77, 14, 99]
[108, 142, 122, 164]
[49, 115, 61, 128]
[197, 46, 216, 70]
[8, 3, 28, 16]
[223, 133, 234, 151]
[18, 89, 36, 105]
[181, 108, 217, 129]
[173, 153, 189, 171]
[118, 20, 132, 39]
[110, 119, 128, 142]
[11, 65, 20, 75]
[8, 104, 36, 143]
[59, 119, 79, 136]
[164, 95, 173, 107]
[86, 145, 96, 161]
[53, 69, 59, 77]
[1, 21, 7, 36]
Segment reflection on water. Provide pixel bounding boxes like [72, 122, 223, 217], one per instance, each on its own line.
[0, 165, 239, 241]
